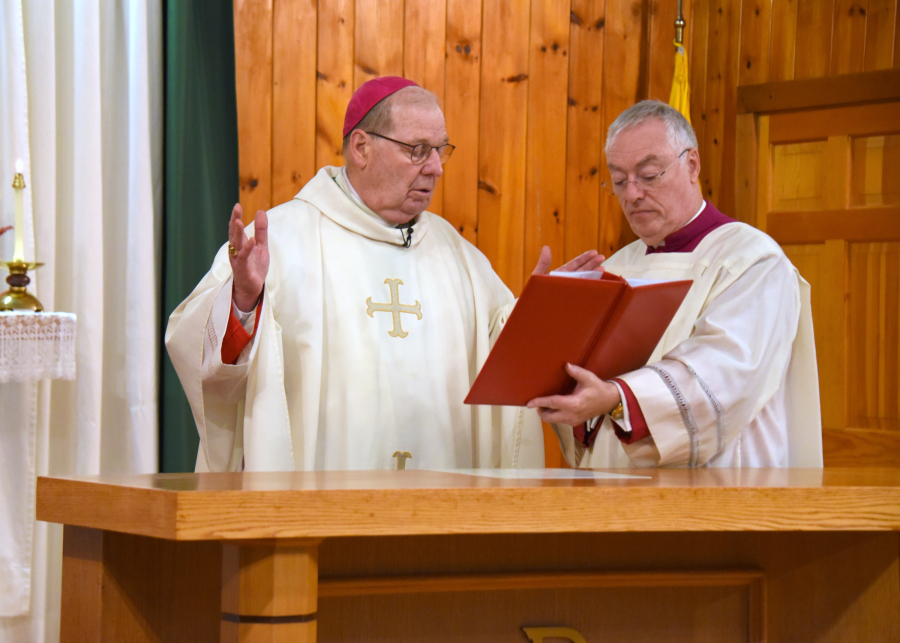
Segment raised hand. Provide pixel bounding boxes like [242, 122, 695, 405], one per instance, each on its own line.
[228, 204, 269, 311]
[532, 246, 606, 276]
[526, 363, 620, 426]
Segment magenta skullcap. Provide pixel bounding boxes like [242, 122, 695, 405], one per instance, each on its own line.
[342, 76, 420, 138]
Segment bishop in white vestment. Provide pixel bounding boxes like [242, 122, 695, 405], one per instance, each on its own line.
[531, 101, 823, 468]
[166, 77, 599, 472]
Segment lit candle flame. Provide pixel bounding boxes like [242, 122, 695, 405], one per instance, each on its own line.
[15, 159, 23, 174]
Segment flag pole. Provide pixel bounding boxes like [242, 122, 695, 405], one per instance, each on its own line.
[668, 0, 691, 124]
[675, 0, 685, 46]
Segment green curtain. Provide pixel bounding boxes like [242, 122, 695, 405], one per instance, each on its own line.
[161, 1, 239, 472]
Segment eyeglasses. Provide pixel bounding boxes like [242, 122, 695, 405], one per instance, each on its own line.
[602, 149, 690, 195]
[365, 132, 456, 165]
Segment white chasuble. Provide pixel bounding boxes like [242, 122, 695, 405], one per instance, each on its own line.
[555, 223, 822, 469]
[166, 166, 543, 472]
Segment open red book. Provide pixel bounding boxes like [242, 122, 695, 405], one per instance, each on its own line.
[464, 270, 693, 406]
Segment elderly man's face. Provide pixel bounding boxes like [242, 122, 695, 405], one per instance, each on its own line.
[606, 119, 701, 247]
[360, 101, 448, 225]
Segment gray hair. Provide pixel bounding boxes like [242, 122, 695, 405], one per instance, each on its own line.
[604, 100, 698, 156]
[342, 86, 440, 155]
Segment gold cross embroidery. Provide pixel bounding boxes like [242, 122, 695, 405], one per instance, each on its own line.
[366, 278, 422, 338]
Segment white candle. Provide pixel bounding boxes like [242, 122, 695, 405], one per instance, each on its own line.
[13, 159, 24, 262]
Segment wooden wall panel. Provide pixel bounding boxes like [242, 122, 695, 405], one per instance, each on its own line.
[354, 0, 404, 87]
[895, 1, 900, 66]
[688, 0, 711, 162]
[768, 0, 798, 81]
[237, 0, 900, 280]
[648, 0, 680, 100]
[234, 0, 274, 222]
[442, 0, 481, 244]
[865, 0, 898, 70]
[478, 0, 530, 294]
[564, 0, 605, 262]
[831, 0, 868, 75]
[524, 0, 570, 273]
[697, 0, 741, 215]
[849, 242, 900, 431]
[272, 0, 317, 204]
[315, 0, 354, 169]
[739, 0, 772, 87]
[794, 0, 835, 79]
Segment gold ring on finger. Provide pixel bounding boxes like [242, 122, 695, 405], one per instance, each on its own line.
[228, 242, 238, 256]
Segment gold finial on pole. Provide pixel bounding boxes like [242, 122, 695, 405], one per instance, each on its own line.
[675, 0, 685, 46]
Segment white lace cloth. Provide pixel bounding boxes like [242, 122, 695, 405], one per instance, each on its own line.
[0, 312, 76, 383]
[0, 312, 76, 617]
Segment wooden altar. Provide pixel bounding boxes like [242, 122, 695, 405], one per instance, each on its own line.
[37, 468, 900, 642]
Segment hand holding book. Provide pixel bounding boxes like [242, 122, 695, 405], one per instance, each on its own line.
[526, 362, 621, 426]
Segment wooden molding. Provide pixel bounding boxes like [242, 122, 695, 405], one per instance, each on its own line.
[318, 569, 765, 597]
[823, 429, 900, 468]
[737, 69, 900, 114]
[37, 470, 900, 540]
[768, 102, 900, 143]
[766, 207, 900, 245]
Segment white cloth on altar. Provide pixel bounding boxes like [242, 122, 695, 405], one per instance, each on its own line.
[167, 166, 543, 472]
[0, 313, 76, 617]
[555, 222, 822, 468]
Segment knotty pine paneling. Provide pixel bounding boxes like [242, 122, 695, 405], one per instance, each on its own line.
[235, 0, 900, 278]
[234, 0, 274, 217]
[234, 0, 702, 290]
[442, 0, 481, 243]
[477, 0, 530, 295]
[272, 0, 317, 205]
[691, 0, 900, 223]
[314, 0, 354, 169]
[524, 0, 570, 275]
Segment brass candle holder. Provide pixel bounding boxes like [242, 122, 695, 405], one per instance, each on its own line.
[0, 260, 44, 312]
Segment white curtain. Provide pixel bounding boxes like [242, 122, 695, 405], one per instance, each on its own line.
[0, 1, 161, 641]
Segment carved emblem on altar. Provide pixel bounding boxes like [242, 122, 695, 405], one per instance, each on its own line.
[366, 278, 422, 338]
[393, 451, 412, 470]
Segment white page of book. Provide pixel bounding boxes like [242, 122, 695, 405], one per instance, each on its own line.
[433, 468, 650, 480]
[548, 270, 606, 280]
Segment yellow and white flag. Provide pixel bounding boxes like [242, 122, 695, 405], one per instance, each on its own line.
[669, 41, 691, 124]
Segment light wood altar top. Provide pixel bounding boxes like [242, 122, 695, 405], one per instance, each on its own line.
[37, 468, 900, 541]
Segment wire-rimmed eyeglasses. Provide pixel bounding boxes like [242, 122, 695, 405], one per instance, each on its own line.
[602, 148, 690, 195]
[365, 132, 456, 165]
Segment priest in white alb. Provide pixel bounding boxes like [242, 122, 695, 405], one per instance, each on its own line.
[529, 100, 823, 468]
[166, 77, 603, 472]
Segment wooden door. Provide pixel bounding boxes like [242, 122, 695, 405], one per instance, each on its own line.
[756, 101, 900, 466]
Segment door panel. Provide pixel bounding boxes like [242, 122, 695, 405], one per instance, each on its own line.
[758, 102, 900, 466]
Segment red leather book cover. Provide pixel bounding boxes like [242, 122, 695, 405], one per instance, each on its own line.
[464, 272, 692, 406]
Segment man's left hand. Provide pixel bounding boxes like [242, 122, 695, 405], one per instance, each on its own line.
[527, 363, 620, 425]
[532, 246, 605, 275]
